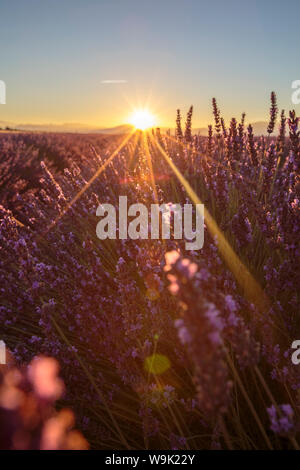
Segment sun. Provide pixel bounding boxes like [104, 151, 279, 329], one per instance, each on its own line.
[129, 109, 156, 130]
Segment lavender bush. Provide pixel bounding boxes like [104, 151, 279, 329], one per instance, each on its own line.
[0, 93, 299, 449]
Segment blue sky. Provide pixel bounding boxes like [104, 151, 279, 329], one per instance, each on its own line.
[0, 0, 299, 127]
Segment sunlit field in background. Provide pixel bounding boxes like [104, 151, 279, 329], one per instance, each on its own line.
[0, 93, 299, 450]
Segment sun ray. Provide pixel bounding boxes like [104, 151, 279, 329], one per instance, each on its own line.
[162, 131, 262, 193]
[149, 132, 270, 315]
[142, 131, 159, 204]
[127, 129, 141, 168]
[44, 130, 135, 235]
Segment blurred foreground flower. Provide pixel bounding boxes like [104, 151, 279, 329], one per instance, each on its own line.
[0, 355, 89, 450]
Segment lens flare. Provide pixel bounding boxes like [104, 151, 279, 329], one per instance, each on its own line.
[144, 354, 171, 375]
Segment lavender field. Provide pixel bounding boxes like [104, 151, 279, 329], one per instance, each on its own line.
[0, 95, 299, 450]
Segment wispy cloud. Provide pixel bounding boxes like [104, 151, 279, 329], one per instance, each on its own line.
[101, 79, 127, 84]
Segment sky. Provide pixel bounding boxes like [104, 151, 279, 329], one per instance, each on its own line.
[0, 0, 299, 129]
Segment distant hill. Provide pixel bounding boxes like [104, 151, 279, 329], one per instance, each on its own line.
[0, 120, 275, 136]
[95, 124, 134, 134]
[0, 121, 135, 134]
